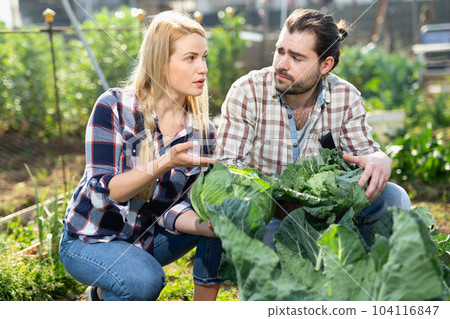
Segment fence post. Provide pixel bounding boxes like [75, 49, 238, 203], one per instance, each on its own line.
[43, 8, 67, 192]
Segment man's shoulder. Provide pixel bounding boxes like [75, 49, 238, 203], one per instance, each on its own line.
[326, 73, 361, 96]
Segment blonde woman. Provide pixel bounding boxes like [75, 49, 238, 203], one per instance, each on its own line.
[59, 11, 222, 301]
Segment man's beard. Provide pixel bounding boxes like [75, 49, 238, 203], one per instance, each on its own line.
[275, 67, 321, 95]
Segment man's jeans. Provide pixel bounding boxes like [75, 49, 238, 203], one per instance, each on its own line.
[59, 224, 223, 301]
[263, 182, 411, 249]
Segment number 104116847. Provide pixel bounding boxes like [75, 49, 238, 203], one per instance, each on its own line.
[372, 305, 439, 316]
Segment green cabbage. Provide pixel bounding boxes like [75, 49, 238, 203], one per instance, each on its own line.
[273, 148, 369, 223]
[190, 162, 275, 224]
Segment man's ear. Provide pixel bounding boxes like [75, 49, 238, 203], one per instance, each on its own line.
[320, 56, 335, 75]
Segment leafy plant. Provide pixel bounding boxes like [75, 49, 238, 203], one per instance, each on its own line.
[0, 6, 141, 140]
[0, 168, 83, 300]
[0, 26, 54, 136]
[336, 44, 449, 132]
[335, 44, 422, 112]
[273, 148, 368, 223]
[0, 218, 36, 250]
[386, 125, 449, 185]
[207, 198, 448, 300]
[191, 162, 276, 225]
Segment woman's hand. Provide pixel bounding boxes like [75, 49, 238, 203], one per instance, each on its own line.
[174, 210, 217, 238]
[160, 141, 216, 170]
[343, 151, 392, 202]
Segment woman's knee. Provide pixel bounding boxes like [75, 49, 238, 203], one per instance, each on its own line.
[116, 266, 166, 301]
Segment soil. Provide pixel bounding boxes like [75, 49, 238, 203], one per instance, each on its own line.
[0, 135, 85, 217]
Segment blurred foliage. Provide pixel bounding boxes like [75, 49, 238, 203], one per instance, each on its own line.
[0, 6, 448, 187]
[0, 25, 54, 137]
[386, 125, 449, 186]
[335, 44, 449, 129]
[0, 6, 141, 140]
[335, 44, 422, 111]
[206, 9, 249, 111]
[0, 6, 250, 138]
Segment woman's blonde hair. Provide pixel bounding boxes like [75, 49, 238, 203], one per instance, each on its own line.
[127, 11, 210, 200]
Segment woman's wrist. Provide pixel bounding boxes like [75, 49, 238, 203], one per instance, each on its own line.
[109, 157, 169, 202]
[174, 210, 216, 238]
[137, 154, 172, 177]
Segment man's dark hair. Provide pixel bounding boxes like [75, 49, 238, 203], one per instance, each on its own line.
[285, 9, 349, 71]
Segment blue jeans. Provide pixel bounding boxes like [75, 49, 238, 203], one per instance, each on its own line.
[59, 225, 223, 301]
[263, 182, 411, 249]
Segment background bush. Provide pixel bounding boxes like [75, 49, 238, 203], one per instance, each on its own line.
[335, 44, 449, 186]
[0, 7, 141, 140]
[207, 9, 248, 111]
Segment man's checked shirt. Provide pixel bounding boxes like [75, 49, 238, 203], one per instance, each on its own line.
[64, 88, 215, 252]
[215, 67, 380, 176]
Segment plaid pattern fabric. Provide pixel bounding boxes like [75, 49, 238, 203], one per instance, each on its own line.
[64, 88, 215, 252]
[216, 67, 379, 176]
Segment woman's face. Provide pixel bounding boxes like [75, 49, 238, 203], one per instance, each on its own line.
[167, 33, 208, 104]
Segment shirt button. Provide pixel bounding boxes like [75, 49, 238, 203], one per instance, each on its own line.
[288, 115, 292, 119]
[293, 143, 298, 147]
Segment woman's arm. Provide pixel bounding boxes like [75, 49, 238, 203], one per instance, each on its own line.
[174, 209, 216, 237]
[109, 141, 215, 202]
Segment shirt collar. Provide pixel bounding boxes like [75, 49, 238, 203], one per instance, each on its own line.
[270, 67, 280, 99]
[320, 74, 330, 105]
[152, 110, 197, 138]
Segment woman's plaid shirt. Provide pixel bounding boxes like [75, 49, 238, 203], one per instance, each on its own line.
[64, 88, 215, 252]
[215, 67, 379, 176]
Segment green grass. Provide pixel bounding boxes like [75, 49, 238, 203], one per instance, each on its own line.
[0, 235, 84, 301]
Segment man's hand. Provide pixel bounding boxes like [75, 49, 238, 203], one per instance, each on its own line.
[343, 151, 392, 202]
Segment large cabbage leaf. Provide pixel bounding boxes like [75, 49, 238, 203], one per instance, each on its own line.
[206, 198, 316, 301]
[207, 199, 449, 300]
[191, 162, 275, 224]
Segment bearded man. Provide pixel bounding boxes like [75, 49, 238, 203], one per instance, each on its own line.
[215, 8, 410, 248]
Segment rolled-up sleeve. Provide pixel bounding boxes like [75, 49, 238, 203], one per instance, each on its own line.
[83, 91, 124, 210]
[157, 199, 192, 233]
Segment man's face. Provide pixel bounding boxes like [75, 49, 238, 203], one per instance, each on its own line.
[272, 29, 323, 96]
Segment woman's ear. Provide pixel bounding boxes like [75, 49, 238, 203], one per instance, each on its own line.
[320, 56, 335, 75]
